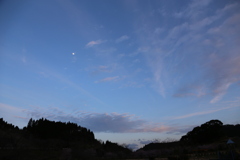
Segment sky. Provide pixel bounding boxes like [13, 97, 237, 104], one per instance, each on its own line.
[0, 0, 240, 150]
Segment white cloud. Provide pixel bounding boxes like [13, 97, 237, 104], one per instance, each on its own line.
[189, 15, 220, 30]
[187, 0, 212, 19]
[86, 40, 105, 47]
[210, 93, 224, 104]
[116, 35, 129, 43]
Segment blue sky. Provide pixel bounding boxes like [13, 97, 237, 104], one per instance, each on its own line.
[0, 0, 240, 150]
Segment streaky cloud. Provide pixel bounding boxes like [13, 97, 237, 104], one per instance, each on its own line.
[169, 3, 240, 103]
[172, 106, 239, 120]
[95, 76, 120, 83]
[173, 85, 206, 98]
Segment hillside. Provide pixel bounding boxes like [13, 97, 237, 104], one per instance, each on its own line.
[0, 118, 239, 160]
[136, 120, 240, 159]
[0, 118, 131, 160]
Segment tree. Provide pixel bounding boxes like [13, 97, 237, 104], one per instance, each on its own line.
[180, 119, 223, 144]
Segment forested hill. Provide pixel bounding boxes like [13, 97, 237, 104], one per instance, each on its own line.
[180, 119, 240, 144]
[139, 120, 240, 152]
[0, 118, 97, 149]
[25, 118, 95, 141]
[1, 118, 239, 159]
[0, 118, 131, 159]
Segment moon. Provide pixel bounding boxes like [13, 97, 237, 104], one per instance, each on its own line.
[72, 52, 75, 55]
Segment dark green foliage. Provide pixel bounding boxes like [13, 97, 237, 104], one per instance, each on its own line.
[0, 117, 132, 160]
[180, 119, 223, 144]
[168, 154, 189, 160]
[1, 118, 239, 160]
[141, 141, 179, 151]
[221, 124, 240, 137]
[139, 119, 240, 159]
[25, 118, 95, 142]
[0, 118, 21, 149]
[0, 118, 19, 130]
[104, 140, 132, 154]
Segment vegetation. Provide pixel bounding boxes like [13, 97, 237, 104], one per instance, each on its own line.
[136, 119, 240, 159]
[0, 118, 131, 160]
[0, 118, 239, 160]
[180, 119, 223, 144]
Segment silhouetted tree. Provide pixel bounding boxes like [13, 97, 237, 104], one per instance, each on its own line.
[25, 118, 95, 143]
[180, 119, 223, 144]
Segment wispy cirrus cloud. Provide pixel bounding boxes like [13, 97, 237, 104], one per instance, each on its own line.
[95, 76, 120, 83]
[36, 63, 106, 105]
[0, 103, 23, 114]
[173, 85, 206, 98]
[116, 35, 129, 43]
[172, 105, 239, 120]
[91, 64, 118, 75]
[206, 13, 240, 103]
[86, 39, 105, 47]
[185, 0, 213, 19]
[207, 54, 239, 104]
[169, 13, 238, 103]
[133, 1, 240, 102]
[0, 103, 28, 127]
[136, 47, 166, 97]
[92, 65, 111, 74]
[120, 81, 144, 89]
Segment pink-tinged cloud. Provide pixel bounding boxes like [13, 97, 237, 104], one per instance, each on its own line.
[0, 103, 24, 114]
[173, 106, 238, 120]
[132, 125, 172, 133]
[23, 107, 178, 133]
[171, 8, 240, 103]
[0, 103, 28, 127]
[95, 76, 119, 83]
[86, 40, 104, 47]
[207, 53, 240, 103]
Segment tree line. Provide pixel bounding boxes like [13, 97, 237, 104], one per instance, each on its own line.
[0, 118, 131, 160]
[0, 118, 239, 160]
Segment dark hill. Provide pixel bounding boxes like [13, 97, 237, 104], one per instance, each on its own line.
[24, 118, 95, 142]
[0, 117, 132, 160]
[135, 120, 240, 159]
